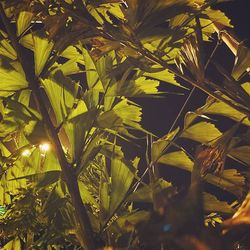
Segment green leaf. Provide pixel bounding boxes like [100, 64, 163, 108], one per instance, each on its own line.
[194, 83, 250, 126]
[203, 192, 234, 214]
[0, 38, 17, 60]
[82, 48, 104, 91]
[33, 32, 54, 76]
[109, 157, 138, 215]
[97, 99, 143, 136]
[127, 178, 172, 203]
[0, 60, 28, 93]
[205, 169, 246, 198]
[232, 44, 250, 80]
[10, 171, 61, 188]
[16, 11, 33, 37]
[65, 106, 97, 161]
[60, 46, 85, 64]
[78, 181, 98, 207]
[204, 8, 232, 28]
[1, 238, 21, 250]
[112, 76, 160, 97]
[50, 58, 81, 76]
[158, 150, 193, 172]
[115, 210, 150, 232]
[152, 127, 179, 162]
[143, 68, 184, 88]
[181, 122, 222, 143]
[229, 146, 250, 166]
[19, 34, 34, 50]
[42, 71, 78, 125]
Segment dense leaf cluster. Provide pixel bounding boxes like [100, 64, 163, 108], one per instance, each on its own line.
[0, 0, 249, 249]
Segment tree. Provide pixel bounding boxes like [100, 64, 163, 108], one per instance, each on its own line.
[0, 0, 249, 249]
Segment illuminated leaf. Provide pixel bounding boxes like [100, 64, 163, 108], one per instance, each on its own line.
[229, 146, 250, 165]
[16, 11, 33, 37]
[0, 238, 21, 250]
[33, 32, 54, 76]
[159, 150, 193, 172]
[109, 157, 138, 214]
[232, 44, 250, 80]
[0, 38, 17, 60]
[152, 127, 179, 162]
[203, 192, 234, 214]
[143, 69, 184, 88]
[42, 71, 78, 125]
[205, 169, 246, 198]
[181, 122, 222, 143]
[0, 60, 28, 93]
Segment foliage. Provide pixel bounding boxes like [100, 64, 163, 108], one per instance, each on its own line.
[0, 0, 249, 249]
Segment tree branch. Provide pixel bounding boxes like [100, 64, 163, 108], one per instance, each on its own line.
[0, 5, 96, 250]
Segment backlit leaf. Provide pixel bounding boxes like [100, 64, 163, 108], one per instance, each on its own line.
[203, 192, 234, 214]
[0, 38, 17, 60]
[152, 127, 179, 162]
[0, 60, 28, 93]
[33, 32, 54, 76]
[16, 11, 33, 37]
[158, 150, 193, 172]
[42, 71, 78, 125]
[181, 122, 222, 143]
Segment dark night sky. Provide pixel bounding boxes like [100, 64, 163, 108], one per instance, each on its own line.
[133, 0, 250, 196]
[138, 0, 250, 137]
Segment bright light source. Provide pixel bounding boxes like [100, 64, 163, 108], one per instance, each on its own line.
[22, 149, 31, 157]
[39, 143, 50, 152]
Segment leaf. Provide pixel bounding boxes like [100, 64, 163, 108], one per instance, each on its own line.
[10, 171, 61, 188]
[50, 58, 81, 76]
[181, 122, 222, 143]
[78, 181, 98, 207]
[152, 127, 179, 162]
[16, 11, 33, 37]
[143, 68, 184, 88]
[127, 178, 172, 203]
[82, 48, 103, 91]
[203, 192, 234, 214]
[0, 60, 28, 93]
[113, 76, 160, 97]
[204, 8, 232, 28]
[65, 104, 97, 161]
[0, 38, 17, 60]
[97, 99, 143, 136]
[33, 32, 54, 76]
[19, 34, 34, 50]
[223, 191, 250, 227]
[115, 210, 150, 232]
[0, 238, 21, 250]
[158, 150, 193, 172]
[194, 83, 250, 126]
[60, 46, 84, 64]
[205, 169, 246, 198]
[42, 71, 78, 125]
[109, 157, 138, 215]
[229, 146, 250, 165]
[232, 43, 250, 80]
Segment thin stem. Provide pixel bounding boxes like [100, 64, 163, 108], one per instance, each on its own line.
[205, 39, 220, 70]
[168, 87, 196, 134]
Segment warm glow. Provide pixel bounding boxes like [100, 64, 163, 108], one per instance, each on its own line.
[21, 149, 31, 157]
[39, 143, 50, 152]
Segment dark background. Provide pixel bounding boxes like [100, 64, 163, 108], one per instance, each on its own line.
[133, 0, 250, 199]
[139, 0, 250, 136]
